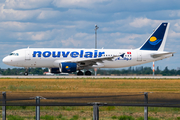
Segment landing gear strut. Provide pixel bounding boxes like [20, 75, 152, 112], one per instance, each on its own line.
[77, 70, 83, 75]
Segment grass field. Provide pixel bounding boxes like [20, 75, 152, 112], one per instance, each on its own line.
[0, 78, 180, 120]
[0, 78, 180, 93]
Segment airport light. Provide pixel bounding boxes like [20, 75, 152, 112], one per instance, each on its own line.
[94, 25, 99, 76]
[95, 24, 99, 49]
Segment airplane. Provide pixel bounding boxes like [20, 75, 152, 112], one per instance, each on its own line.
[2, 22, 174, 76]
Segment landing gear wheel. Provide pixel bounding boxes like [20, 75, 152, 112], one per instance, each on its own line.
[85, 71, 91, 76]
[77, 71, 83, 76]
[24, 72, 28, 76]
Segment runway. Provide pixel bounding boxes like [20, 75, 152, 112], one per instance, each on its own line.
[0, 75, 180, 79]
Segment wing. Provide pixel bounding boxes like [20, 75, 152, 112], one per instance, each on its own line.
[54, 54, 120, 68]
[68, 55, 119, 67]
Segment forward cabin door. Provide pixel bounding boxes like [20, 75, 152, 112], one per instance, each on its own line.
[137, 51, 142, 61]
[25, 50, 31, 60]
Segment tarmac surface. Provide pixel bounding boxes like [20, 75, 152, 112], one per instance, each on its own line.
[0, 75, 180, 79]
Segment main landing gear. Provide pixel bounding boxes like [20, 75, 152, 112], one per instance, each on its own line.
[77, 70, 92, 76]
[77, 70, 83, 75]
[85, 71, 91, 76]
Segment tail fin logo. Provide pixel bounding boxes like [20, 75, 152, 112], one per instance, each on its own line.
[140, 22, 168, 51]
[149, 36, 162, 45]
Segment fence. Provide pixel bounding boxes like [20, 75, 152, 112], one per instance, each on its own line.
[1, 92, 180, 120]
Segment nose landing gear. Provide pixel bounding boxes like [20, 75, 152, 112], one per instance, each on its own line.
[24, 72, 28, 76]
[24, 68, 28, 76]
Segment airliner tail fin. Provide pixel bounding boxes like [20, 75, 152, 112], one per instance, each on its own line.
[139, 22, 170, 51]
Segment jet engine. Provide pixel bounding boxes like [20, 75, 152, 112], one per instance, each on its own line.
[49, 62, 77, 74]
[60, 62, 77, 73]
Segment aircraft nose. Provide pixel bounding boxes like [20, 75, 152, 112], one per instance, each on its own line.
[2, 56, 10, 65]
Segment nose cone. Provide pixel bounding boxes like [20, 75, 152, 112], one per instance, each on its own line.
[2, 56, 10, 65]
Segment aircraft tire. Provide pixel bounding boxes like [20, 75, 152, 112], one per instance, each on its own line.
[77, 71, 83, 76]
[85, 71, 91, 76]
[24, 72, 28, 76]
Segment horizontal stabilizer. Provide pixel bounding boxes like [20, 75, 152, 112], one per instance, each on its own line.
[151, 52, 175, 58]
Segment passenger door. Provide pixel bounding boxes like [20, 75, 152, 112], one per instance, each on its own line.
[25, 50, 31, 60]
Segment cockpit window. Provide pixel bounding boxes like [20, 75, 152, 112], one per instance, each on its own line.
[9, 53, 19, 56]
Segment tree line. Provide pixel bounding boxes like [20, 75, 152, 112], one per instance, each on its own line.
[96, 66, 180, 76]
[0, 68, 48, 75]
[0, 66, 180, 76]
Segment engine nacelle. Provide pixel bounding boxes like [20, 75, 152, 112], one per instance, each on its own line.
[60, 62, 77, 73]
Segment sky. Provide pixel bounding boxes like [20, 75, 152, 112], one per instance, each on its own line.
[0, 0, 180, 70]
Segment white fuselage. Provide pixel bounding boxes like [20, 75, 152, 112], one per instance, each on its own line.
[2, 48, 172, 69]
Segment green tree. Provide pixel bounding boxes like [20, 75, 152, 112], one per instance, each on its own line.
[156, 66, 161, 74]
[161, 66, 170, 76]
